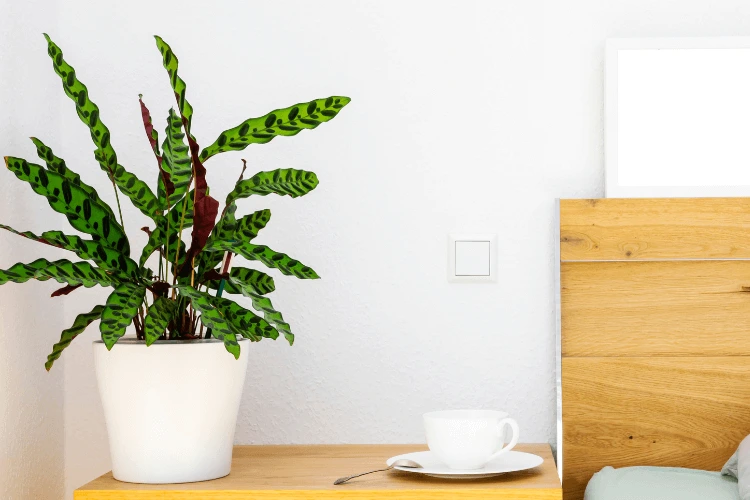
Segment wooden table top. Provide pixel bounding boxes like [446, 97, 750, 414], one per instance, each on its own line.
[75, 443, 560, 499]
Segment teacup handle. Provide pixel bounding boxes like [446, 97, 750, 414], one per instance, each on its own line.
[488, 417, 519, 462]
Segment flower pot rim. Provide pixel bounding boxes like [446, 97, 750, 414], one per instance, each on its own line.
[93, 337, 248, 346]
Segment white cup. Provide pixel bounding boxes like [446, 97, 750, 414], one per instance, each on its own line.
[423, 409, 520, 470]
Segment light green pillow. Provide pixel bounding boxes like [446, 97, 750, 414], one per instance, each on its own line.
[585, 465, 738, 500]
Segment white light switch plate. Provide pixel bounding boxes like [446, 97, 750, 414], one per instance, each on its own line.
[448, 233, 497, 283]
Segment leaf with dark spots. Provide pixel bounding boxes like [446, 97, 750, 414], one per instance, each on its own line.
[144, 297, 177, 345]
[45, 305, 105, 371]
[199, 96, 351, 161]
[206, 240, 319, 280]
[43, 34, 159, 221]
[225, 168, 318, 206]
[6, 157, 129, 254]
[0, 258, 118, 288]
[100, 282, 146, 349]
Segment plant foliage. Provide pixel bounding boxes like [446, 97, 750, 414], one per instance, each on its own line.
[1, 34, 350, 369]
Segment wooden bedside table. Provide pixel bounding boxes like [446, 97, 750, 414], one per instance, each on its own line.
[75, 443, 561, 499]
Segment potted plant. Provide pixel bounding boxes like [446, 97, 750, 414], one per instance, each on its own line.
[0, 34, 350, 484]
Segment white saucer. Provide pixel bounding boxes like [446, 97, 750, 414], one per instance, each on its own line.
[386, 450, 544, 479]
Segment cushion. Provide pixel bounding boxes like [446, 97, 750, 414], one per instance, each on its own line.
[585, 465, 738, 500]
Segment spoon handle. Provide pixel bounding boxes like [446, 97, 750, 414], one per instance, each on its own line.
[334, 465, 394, 485]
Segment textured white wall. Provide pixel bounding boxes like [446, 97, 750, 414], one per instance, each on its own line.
[3, 1, 750, 499]
[0, 1, 65, 499]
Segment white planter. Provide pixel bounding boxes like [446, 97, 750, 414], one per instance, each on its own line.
[93, 337, 249, 483]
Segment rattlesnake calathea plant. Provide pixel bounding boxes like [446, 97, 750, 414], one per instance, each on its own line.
[1, 34, 350, 370]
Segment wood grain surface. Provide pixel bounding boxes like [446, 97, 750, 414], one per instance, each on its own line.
[560, 198, 750, 261]
[559, 197, 750, 500]
[561, 357, 750, 500]
[561, 260, 750, 356]
[74, 444, 561, 500]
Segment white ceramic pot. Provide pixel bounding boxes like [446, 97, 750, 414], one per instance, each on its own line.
[93, 337, 249, 483]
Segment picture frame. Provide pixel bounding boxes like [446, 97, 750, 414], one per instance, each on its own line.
[605, 37, 750, 197]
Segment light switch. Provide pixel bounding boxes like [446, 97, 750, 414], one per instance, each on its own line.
[455, 241, 491, 276]
[448, 234, 497, 283]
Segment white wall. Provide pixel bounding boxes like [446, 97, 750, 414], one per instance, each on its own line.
[2, 1, 750, 499]
[0, 1, 65, 499]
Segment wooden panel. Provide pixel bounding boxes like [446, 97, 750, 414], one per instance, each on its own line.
[561, 260, 750, 356]
[560, 198, 750, 261]
[562, 357, 750, 500]
[75, 444, 561, 500]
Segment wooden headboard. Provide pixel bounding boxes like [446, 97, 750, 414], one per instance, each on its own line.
[559, 198, 750, 500]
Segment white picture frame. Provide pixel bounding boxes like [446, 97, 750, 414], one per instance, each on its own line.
[605, 37, 750, 198]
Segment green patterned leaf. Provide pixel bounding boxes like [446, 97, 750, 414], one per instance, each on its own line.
[160, 108, 192, 208]
[0, 225, 133, 278]
[144, 297, 177, 346]
[0, 258, 118, 288]
[108, 163, 160, 220]
[177, 285, 243, 358]
[206, 268, 275, 296]
[226, 169, 318, 206]
[199, 96, 351, 162]
[43, 34, 159, 220]
[209, 208, 270, 264]
[41, 231, 137, 277]
[154, 37, 194, 136]
[100, 282, 147, 349]
[139, 194, 194, 266]
[233, 209, 271, 242]
[206, 240, 319, 279]
[5, 157, 130, 254]
[45, 304, 104, 371]
[0, 224, 58, 247]
[30, 137, 118, 223]
[213, 294, 279, 341]
[244, 293, 290, 343]
[205, 268, 288, 342]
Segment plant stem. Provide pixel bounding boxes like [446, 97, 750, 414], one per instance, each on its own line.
[110, 176, 125, 230]
[170, 183, 192, 298]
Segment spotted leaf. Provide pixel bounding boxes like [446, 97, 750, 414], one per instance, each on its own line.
[41, 231, 138, 277]
[0, 225, 133, 277]
[154, 37, 194, 136]
[44, 34, 159, 220]
[100, 282, 147, 349]
[139, 194, 193, 266]
[160, 108, 192, 208]
[30, 137, 118, 222]
[144, 297, 177, 346]
[45, 305, 104, 371]
[5, 157, 130, 254]
[0, 258, 118, 288]
[177, 285, 243, 358]
[206, 240, 319, 280]
[226, 169, 318, 207]
[0, 225, 133, 281]
[206, 270, 289, 343]
[199, 96, 351, 162]
[244, 293, 291, 343]
[206, 267, 276, 296]
[0, 224, 59, 248]
[213, 295, 279, 341]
